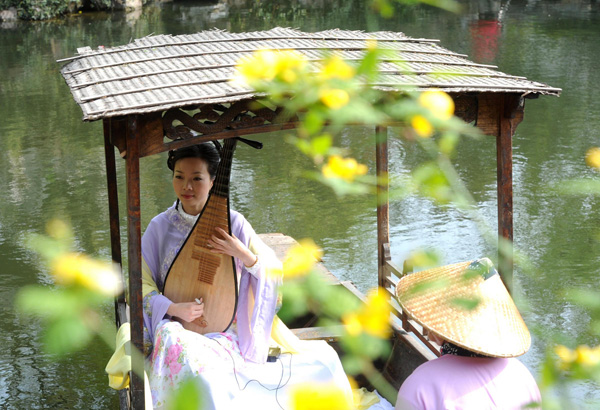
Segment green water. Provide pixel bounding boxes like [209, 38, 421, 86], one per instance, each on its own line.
[1, 0, 599, 407]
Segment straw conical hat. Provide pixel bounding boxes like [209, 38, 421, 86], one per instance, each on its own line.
[395, 258, 531, 358]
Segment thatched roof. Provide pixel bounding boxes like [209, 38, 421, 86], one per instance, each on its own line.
[59, 27, 561, 121]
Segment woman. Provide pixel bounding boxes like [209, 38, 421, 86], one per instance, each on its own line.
[394, 258, 541, 410]
[140, 142, 351, 409]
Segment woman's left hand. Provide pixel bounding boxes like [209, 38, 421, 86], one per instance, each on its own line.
[208, 227, 256, 266]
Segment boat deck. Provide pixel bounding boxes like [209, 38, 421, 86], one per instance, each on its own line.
[259, 232, 435, 393]
[258, 232, 340, 284]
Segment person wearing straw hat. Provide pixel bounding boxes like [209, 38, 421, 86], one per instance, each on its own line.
[394, 258, 541, 410]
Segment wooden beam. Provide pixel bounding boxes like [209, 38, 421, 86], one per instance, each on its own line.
[452, 93, 478, 125]
[125, 115, 145, 409]
[376, 125, 390, 289]
[140, 121, 301, 158]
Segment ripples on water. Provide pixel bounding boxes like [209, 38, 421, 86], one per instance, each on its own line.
[1, 0, 599, 407]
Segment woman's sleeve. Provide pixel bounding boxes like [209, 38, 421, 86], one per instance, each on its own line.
[142, 258, 173, 355]
[141, 219, 173, 350]
[232, 213, 283, 363]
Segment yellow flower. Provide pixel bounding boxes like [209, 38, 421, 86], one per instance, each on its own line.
[322, 155, 368, 182]
[235, 50, 279, 83]
[366, 38, 377, 51]
[411, 115, 434, 138]
[555, 345, 576, 363]
[290, 382, 352, 410]
[585, 147, 600, 169]
[46, 219, 72, 240]
[283, 239, 323, 279]
[418, 90, 455, 120]
[554, 344, 577, 370]
[575, 345, 600, 367]
[275, 50, 307, 83]
[235, 50, 307, 85]
[342, 313, 363, 336]
[342, 288, 390, 339]
[319, 88, 350, 109]
[347, 376, 359, 390]
[319, 55, 355, 80]
[51, 252, 122, 296]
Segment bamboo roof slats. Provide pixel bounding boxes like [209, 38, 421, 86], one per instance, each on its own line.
[59, 27, 561, 121]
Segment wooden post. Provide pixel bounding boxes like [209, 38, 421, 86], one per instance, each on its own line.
[126, 115, 145, 409]
[496, 94, 522, 292]
[376, 125, 390, 289]
[103, 120, 126, 321]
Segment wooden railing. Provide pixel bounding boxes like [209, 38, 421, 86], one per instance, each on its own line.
[382, 258, 441, 358]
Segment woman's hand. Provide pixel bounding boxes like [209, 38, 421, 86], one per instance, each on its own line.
[168, 299, 204, 323]
[208, 227, 256, 267]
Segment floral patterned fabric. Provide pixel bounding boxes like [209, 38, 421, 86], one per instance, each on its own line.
[140, 202, 352, 407]
[148, 319, 351, 409]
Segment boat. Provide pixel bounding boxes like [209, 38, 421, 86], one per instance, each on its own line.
[58, 27, 561, 409]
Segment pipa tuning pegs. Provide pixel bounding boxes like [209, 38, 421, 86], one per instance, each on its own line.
[236, 137, 263, 150]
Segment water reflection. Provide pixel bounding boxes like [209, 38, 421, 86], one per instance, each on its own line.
[1, 0, 600, 408]
[466, 0, 506, 63]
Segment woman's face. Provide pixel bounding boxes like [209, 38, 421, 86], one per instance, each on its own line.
[172, 157, 214, 216]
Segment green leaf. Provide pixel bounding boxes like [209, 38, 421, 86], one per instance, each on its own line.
[553, 178, 600, 196]
[412, 162, 452, 204]
[341, 354, 363, 375]
[413, 0, 461, 13]
[438, 132, 459, 156]
[539, 352, 560, 388]
[370, 0, 395, 18]
[26, 233, 68, 262]
[450, 296, 481, 311]
[357, 48, 380, 80]
[310, 134, 333, 156]
[405, 277, 449, 298]
[342, 333, 390, 360]
[290, 136, 312, 156]
[320, 287, 361, 319]
[306, 171, 374, 197]
[168, 377, 211, 410]
[303, 111, 325, 135]
[402, 248, 442, 273]
[564, 289, 600, 310]
[44, 316, 93, 355]
[279, 283, 309, 322]
[15, 286, 77, 318]
[15, 286, 103, 318]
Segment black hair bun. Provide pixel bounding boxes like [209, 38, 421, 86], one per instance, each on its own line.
[166, 142, 221, 178]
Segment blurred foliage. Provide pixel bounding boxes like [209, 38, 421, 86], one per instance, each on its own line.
[235, 34, 600, 407]
[17, 0, 80, 20]
[15, 219, 122, 355]
[234, 47, 479, 203]
[540, 147, 600, 407]
[11, 0, 600, 406]
[5, 0, 150, 21]
[167, 377, 211, 410]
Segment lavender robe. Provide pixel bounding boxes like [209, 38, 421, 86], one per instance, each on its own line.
[141, 202, 281, 364]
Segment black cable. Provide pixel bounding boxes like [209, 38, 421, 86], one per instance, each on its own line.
[210, 338, 293, 410]
[275, 353, 293, 409]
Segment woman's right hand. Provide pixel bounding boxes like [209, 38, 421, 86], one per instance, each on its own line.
[167, 300, 204, 323]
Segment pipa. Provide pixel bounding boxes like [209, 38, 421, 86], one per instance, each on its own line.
[162, 139, 238, 334]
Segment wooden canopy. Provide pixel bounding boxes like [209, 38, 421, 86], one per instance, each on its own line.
[59, 27, 560, 409]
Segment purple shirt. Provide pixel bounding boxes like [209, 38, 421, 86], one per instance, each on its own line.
[141, 202, 280, 363]
[396, 354, 541, 409]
